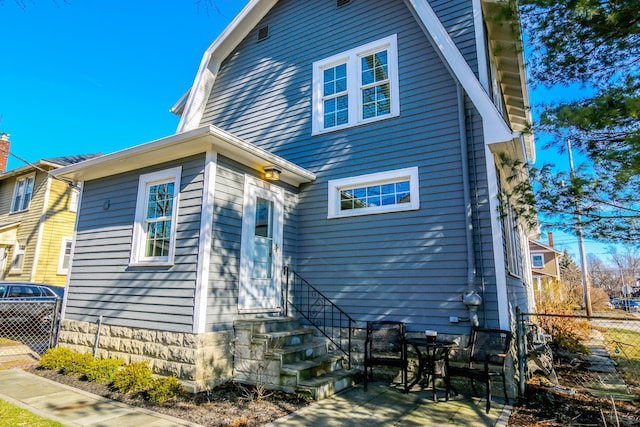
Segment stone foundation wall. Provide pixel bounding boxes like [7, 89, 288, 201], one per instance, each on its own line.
[58, 319, 233, 393]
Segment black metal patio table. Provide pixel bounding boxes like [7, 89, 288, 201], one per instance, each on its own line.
[405, 338, 455, 401]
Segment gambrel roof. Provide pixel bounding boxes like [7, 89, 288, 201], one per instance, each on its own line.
[172, 0, 534, 161]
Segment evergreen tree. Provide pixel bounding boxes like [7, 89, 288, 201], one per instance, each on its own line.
[515, 0, 640, 242]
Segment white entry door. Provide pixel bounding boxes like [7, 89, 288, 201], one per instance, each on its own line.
[239, 176, 284, 312]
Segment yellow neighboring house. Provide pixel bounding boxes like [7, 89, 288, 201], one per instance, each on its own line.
[0, 136, 99, 287]
[529, 232, 562, 304]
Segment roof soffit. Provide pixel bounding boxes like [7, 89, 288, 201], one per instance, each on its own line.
[51, 126, 316, 187]
[481, 0, 535, 161]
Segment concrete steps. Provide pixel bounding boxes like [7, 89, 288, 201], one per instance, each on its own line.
[233, 317, 357, 400]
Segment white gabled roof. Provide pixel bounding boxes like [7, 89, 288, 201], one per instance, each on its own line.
[52, 125, 316, 187]
[174, 0, 534, 161]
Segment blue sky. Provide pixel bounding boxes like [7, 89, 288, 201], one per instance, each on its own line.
[0, 0, 619, 261]
[1, 0, 246, 167]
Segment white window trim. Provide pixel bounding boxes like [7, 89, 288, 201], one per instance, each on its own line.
[9, 240, 25, 274]
[130, 166, 182, 266]
[11, 174, 35, 213]
[328, 166, 419, 219]
[69, 186, 80, 212]
[312, 34, 399, 135]
[531, 253, 544, 268]
[57, 237, 73, 275]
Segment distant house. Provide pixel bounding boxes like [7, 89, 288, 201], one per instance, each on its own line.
[529, 233, 562, 305]
[53, 0, 536, 396]
[0, 133, 99, 287]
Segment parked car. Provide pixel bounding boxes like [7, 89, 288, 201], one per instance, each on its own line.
[613, 298, 640, 312]
[0, 282, 63, 326]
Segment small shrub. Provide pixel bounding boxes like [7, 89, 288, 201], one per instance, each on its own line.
[62, 352, 95, 376]
[112, 362, 153, 394]
[146, 375, 183, 403]
[39, 347, 75, 371]
[85, 358, 124, 383]
[230, 417, 249, 427]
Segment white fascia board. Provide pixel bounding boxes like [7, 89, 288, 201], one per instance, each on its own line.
[51, 125, 316, 187]
[485, 145, 511, 330]
[177, 0, 278, 132]
[405, 0, 518, 145]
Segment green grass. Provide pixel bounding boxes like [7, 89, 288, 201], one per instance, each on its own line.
[0, 399, 65, 426]
[601, 327, 640, 395]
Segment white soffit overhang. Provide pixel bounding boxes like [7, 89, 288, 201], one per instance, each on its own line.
[405, 0, 521, 143]
[174, 0, 278, 132]
[51, 125, 316, 187]
[0, 222, 20, 246]
[481, 0, 535, 162]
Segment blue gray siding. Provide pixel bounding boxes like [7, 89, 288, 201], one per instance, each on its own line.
[66, 155, 206, 333]
[428, 0, 479, 75]
[199, 0, 503, 333]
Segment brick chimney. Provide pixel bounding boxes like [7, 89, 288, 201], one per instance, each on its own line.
[0, 133, 9, 173]
[547, 231, 554, 248]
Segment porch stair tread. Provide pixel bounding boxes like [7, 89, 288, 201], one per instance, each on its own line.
[254, 326, 315, 340]
[296, 369, 360, 400]
[267, 340, 327, 357]
[280, 353, 345, 374]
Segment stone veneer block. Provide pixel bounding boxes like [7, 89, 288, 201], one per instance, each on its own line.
[59, 320, 233, 392]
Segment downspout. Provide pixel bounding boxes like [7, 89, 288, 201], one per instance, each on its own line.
[457, 82, 482, 327]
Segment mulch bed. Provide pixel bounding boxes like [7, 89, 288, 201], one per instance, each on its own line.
[26, 361, 640, 426]
[508, 364, 640, 427]
[26, 366, 311, 427]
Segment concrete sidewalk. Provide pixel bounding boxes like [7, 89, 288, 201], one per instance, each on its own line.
[0, 369, 202, 426]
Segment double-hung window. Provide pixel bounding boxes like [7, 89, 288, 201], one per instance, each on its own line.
[11, 175, 35, 212]
[312, 34, 399, 134]
[328, 167, 419, 218]
[130, 167, 181, 265]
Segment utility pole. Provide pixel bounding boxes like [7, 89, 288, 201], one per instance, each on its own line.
[567, 139, 593, 317]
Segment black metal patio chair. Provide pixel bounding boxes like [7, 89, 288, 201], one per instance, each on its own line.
[445, 328, 512, 413]
[363, 320, 408, 392]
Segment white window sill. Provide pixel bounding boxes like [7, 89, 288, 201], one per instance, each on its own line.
[128, 261, 174, 268]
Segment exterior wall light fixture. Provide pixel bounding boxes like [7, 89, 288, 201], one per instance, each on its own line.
[263, 166, 281, 181]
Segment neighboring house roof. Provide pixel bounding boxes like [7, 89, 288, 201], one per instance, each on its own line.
[172, 0, 534, 161]
[0, 153, 102, 181]
[529, 240, 562, 254]
[42, 154, 103, 167]
[51, 125, 316, 187]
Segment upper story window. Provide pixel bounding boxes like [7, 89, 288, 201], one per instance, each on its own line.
[11, 175, 35, 212]
[531, 254, 544, 268]
[312, 34, 399, 134]
[328, 167, 419, 218]
[130, 167, 181, 266]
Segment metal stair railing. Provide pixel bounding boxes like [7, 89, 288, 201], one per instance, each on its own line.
[283, 266, 354, 369]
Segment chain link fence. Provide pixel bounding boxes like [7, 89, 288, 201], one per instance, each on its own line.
[518, 309, 640, 400]
[0, 298, 62, 356]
